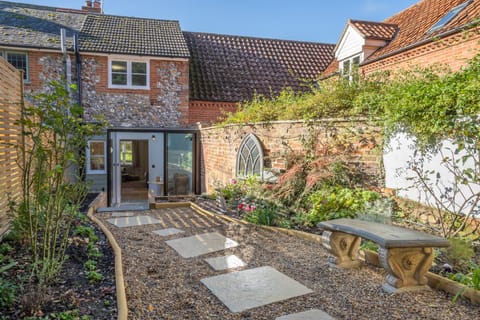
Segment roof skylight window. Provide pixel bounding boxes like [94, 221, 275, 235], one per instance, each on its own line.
[428, 0, 471, 33]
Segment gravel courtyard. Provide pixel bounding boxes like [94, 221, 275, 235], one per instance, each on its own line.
[95, 206, 480, 320]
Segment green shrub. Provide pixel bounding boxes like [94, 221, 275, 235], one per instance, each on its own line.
[86, 243, 102, 259]
[86, 270, 103, 283]
[444, 238, 475, 272]
[84, 259, 97, 272]
[0, 243, 13, 255]
[455, 264, 480, 290]
[306, 186, 379, 225]
[74, 225, 98, 243]
[0, 261, 17, 309]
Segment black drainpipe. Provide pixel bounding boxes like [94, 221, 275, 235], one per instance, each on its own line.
[74, 33, 82, 107]
[74, 33, 87, 182]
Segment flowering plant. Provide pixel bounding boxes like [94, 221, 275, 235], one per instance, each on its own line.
[237, 202, 256, 213]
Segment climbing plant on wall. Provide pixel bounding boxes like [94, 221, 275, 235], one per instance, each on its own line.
[354, 56, 480, 237]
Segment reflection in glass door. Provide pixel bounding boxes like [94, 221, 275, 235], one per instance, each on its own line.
[166, 133, 193, 195]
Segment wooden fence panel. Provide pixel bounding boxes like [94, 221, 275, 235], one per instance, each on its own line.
[0, 57, 23, 238]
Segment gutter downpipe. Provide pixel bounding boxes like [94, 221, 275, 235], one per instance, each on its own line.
[74, 33, 82, 107]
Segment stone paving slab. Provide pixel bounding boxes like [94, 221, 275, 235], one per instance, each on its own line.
[200, 266, 313, 313]
[111, 212, 135, 217]
[106, 215, 161, 228]
[165, 232, 238, 258]
[204, 254, 246, 270]
[152, 228, 185, 237]
[276, 309, 335, 320]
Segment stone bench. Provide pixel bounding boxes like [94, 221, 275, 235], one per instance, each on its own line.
[317, 218, 450, 293]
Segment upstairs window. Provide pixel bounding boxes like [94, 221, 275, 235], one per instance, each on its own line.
[428, 0, 471, 33]
[109, 59, 149, 89]
[341, 55, 360, 81]
[1, 50, 29, 81]
[236, 133, 264, 179]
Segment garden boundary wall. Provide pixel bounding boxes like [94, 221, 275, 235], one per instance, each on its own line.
[199, 119, 383, 193]
[0, 57, 24, 238]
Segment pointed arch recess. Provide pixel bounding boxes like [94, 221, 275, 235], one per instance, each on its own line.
[236, 133, 264, 179]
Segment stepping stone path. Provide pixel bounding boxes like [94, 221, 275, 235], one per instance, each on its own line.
[111, 212, 135, 217]
[152, 227, 185, 237]
[105, 209, 335, 318]
[165, 232, 238, 258]
[276, 309, 335, 320]
[106, 215, 161, 228]
[201, 266, 313, 313]
[204, 254, 246, 270]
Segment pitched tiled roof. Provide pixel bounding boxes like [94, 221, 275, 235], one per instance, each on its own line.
[0, 1, 86, 50]
[0, 1, 190, 58]
[184, 32, 334, 102]
[367, 0, 480, 62]
[79, 15, 190, 57]
[350, 20, 398, 41]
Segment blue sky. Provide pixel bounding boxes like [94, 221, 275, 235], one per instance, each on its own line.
[10, 0, 419, 43]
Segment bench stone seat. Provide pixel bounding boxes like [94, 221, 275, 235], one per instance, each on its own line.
[318, 218, 450, 293]
[318, 218, 450, 248]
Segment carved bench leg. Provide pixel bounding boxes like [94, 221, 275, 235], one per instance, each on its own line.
[379, 247, 434, 293]
[322, 231, 361, 268]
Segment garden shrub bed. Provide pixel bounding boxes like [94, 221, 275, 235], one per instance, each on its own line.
[0, 194, 116, 319]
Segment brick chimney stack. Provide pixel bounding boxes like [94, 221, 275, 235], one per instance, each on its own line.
[82, 0, 103, 13]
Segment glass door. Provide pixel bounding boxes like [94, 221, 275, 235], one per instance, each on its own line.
[166, 133, 194, 195]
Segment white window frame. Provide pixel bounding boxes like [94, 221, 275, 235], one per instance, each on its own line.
[86, 140, 107, 174]
[108, 57, 150, 89]
[0, 50, 29, 82]
[339, 54, 361, 81]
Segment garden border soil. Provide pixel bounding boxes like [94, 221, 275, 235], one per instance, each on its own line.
[87, 193, 128, 320]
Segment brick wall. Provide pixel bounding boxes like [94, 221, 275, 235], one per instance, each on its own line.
[362, 26, 480, 75]
[0, 57, 23, 238]
[188, 100, 238, 124]
[199, 119, 383, 193]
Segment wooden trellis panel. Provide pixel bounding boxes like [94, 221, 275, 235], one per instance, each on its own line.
[0, 57, 23, 238]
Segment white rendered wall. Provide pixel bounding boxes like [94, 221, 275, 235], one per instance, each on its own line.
[384, 133, 479, 217]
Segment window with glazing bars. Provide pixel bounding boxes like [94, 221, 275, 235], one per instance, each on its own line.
[236, 133, 264, 178]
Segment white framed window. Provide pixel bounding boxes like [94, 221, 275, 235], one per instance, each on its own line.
[108, 58, 149, 89]
[1, 50, 29, 81]
[340, 55, 361, 81]
[87, 140, 106, 174]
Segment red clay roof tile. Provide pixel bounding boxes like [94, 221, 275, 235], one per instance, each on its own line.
[184, 32, 334, 102]
[350, 20, 398, 40]
[367, 0, 480, 62]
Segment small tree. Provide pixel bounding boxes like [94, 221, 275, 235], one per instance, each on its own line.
[11, 80, 103, 285]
